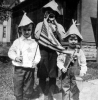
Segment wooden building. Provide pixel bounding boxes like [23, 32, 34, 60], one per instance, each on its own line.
[11, 0, 80, 42]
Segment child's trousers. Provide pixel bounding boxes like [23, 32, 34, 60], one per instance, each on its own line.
[62, 75, 79, 100]
[13, 66, 35, 100]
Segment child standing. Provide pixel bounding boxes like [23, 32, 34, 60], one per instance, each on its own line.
[34, 1, 66, 100]
[57, 20, 87, 100]
[8, 13, 41, 100]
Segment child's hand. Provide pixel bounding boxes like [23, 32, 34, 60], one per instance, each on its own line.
[15, 56, 23, 63]
[80, 68, 87, 77]
[80, 72, 86, 77]
[62, 67, 67, 73]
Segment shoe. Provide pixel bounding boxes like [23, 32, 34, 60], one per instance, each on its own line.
[39, 93, 45, 100]
[35, 99, 39, 100]
[48, 97, 56, 100]
[48, 95, 56, 100]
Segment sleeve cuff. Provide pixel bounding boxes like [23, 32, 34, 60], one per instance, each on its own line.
[57, 63, 65, 70]
[80, 66, 87, 74]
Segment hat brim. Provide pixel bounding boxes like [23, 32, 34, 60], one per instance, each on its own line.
[18, 22, 33, 28]
[65, 34, 82, 42]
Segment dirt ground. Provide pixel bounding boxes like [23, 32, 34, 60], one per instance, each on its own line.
[0, 60, 98, 100]
[0, 62, 15, 100]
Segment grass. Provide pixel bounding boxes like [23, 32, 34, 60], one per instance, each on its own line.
[0, 59, 98, 100]
[82, 61, 98, 81]
[0, 62, 15, 100]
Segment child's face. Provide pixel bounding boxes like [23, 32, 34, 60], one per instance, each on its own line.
[21, 24, 32, 38]
[68, 34, 78, 48]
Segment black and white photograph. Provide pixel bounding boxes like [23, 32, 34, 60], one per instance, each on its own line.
[0, 0, 98, 100]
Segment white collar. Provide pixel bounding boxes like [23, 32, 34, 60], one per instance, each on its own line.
[21, 35, 32, 40]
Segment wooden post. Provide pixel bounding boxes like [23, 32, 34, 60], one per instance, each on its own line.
[63, 1, 66, 30]
[77, 0, 82, 32]
[96, 0, 98, 62]
[77, 0, 82, 48]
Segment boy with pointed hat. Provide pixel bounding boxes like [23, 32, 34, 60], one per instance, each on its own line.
[8, 13, 41, 100]
[34, 0, 66, 100]
[57, 19, 87, 100]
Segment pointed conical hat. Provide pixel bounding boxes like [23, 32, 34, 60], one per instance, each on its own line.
[18, 13, 33, 27]
[65, 19, 83, 40]
[43, 0, 63, 15]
